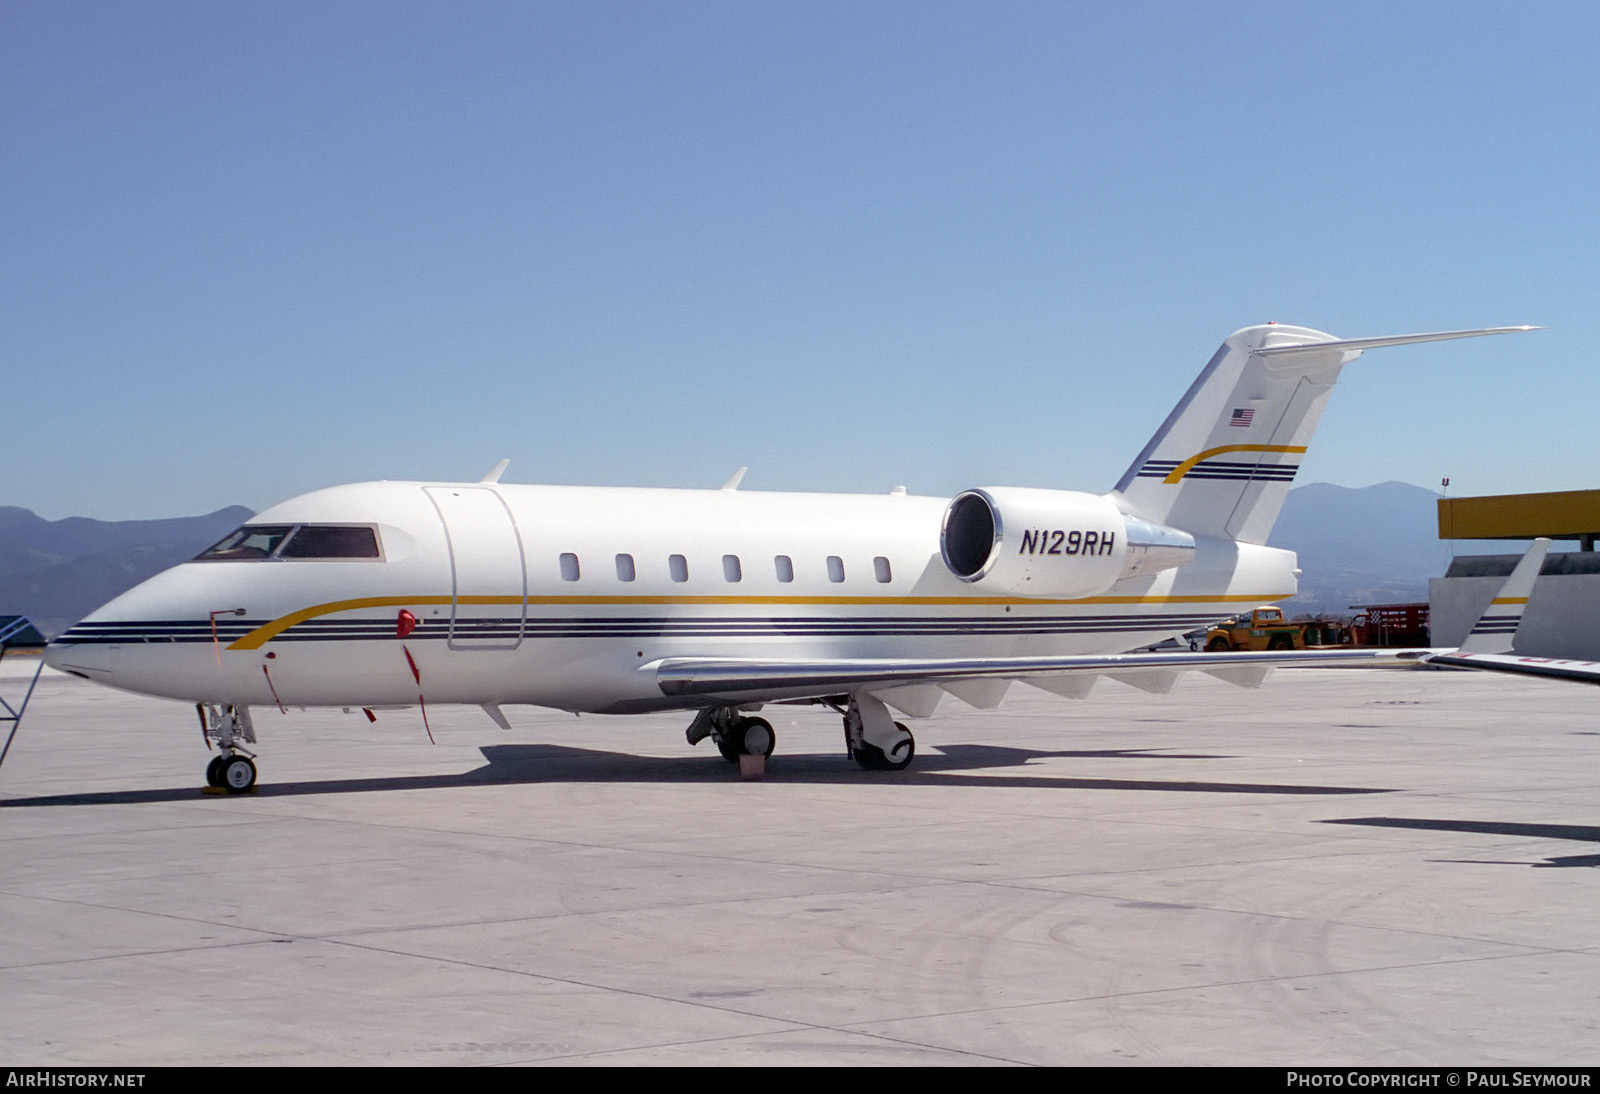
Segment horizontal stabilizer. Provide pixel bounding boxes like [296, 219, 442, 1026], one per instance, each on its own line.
[1251, 326, 1538, 360]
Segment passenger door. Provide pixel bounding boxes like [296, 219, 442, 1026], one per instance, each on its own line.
[423, 486, 526, 650]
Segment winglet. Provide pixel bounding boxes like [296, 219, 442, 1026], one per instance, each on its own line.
[720, 467, 747, 491]
[1458, 538, 1549, 654]
[479, 459, 511, 484]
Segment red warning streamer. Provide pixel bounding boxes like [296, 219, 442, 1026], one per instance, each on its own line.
[401, 644, 433, 744]
[261, 664, 286, 714]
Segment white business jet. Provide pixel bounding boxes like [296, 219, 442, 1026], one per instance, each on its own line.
[45, 323, 1535, 792]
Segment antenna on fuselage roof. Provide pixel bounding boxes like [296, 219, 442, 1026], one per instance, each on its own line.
[721, 467, 747, 491]
[478, 459, 510, 484]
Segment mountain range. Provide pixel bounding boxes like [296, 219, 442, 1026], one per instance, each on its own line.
[1266, 480, 1451, 614]
[0, 482, 1454, 637]
[0, 505, 253, 638]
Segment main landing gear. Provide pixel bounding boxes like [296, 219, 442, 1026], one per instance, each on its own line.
[842, 693, 915, 771]
[684, 694, 916, 772]
[685, 707, 776, 763]
[198, 703, 258, 793]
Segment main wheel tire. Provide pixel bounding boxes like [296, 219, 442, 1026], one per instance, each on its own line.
[205, 755, 226, 787]
[853, 725, 915, 771]
[852, 743, 886, 770]
[715, 731, 743, 763]
[222, 755, 257, 793]
[882, 723, 915, 770]
[739, 717, 775, 757]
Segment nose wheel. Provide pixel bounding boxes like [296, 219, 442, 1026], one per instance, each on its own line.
[223, 755, 257, 791]
[198, 703, 259, 794]
[203, 752, 258, 792]
[204, 752, 258, 792]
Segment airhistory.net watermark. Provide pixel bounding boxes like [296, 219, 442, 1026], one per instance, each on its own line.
[5, 1074, 145, 1088]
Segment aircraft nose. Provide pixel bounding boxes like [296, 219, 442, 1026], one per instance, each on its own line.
[43, 636, 119, 679]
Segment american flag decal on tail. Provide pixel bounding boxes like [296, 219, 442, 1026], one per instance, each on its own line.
[1230, 407, 1254, 427]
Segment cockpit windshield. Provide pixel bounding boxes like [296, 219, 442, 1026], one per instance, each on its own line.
[278, 525, 381, 559]
[195, 524, 381, 561]
[196, 526, 296, 560]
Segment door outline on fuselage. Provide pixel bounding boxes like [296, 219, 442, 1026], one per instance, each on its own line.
[423, 486, 527, 650]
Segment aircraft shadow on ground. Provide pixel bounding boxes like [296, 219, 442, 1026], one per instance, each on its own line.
[0, 741, 1394, 807]
[1326, 817, 1600, 869]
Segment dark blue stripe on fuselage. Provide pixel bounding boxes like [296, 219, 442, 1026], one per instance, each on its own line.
[53, 612, 1231, 645]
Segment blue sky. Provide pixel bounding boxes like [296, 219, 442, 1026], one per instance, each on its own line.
[5, 1, 1596, 520]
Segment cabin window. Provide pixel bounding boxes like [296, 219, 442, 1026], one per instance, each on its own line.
[559, 553, 580, 581]
[723, 554, 742, 582]
[874, 556, 892, 583]
[615, 553, 636, 582]
[278, 525, 381, 560]
[195, 525, 296, 561]
[669, 554, 689, 582]
[827, 555, 845, 583]
[775, 555, 794, 583]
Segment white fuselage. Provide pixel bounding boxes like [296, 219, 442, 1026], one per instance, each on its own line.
[46, 479, 1298, 714]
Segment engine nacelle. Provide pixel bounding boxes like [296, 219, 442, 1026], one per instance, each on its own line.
[940, 487, 1195, 597]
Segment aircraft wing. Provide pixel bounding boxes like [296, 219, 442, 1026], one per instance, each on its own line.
[1412, 537, 1600, 684]
[1422, 651, 1600, 684]
[650, 646, 1430, 709]
[652, 539, 1593, 708]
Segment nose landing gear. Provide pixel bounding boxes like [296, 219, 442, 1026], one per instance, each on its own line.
[198, 703, 259, 794]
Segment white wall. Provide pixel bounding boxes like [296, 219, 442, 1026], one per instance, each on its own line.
[1430, 572, 1600, 659]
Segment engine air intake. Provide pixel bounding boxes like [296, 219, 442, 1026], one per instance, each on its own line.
[940, 487, 1194, 597]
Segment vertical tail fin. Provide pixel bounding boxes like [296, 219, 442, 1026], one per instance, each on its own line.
[1110, 325, 1536, 544]
[1458, 537, 1549, 654]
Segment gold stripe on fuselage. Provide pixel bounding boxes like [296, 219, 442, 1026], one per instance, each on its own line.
[226, 592, 1295, 650]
